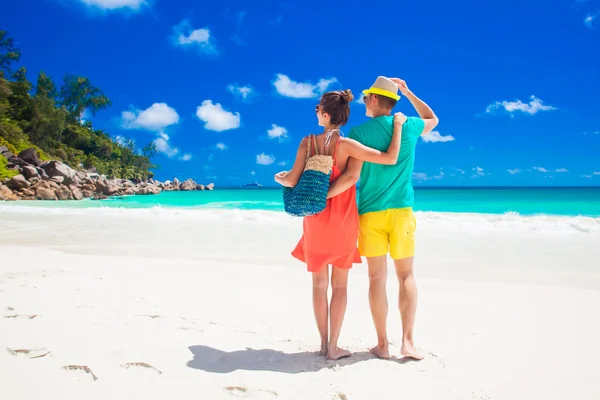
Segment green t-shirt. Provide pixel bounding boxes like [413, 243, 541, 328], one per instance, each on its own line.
[348, 115, 425, 215]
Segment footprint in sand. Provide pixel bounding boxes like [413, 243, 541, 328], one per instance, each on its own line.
[4, 314, 38, 319]
[427, 351, 446, 368]
[224, 386, 278, 398]
[334, 393, 349, 400]
[136, 314, 162, 319]
[7, 348, 51, 359]
[121, 362, 162, 374]
[62, 365, 98, 381]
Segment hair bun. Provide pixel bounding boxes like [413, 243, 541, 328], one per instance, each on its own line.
[340, 89, 354, 103]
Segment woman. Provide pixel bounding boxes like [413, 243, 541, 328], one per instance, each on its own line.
[274, 89, 406, 360]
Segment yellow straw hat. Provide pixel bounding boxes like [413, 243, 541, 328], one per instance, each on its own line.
[362, 76, 400, 100]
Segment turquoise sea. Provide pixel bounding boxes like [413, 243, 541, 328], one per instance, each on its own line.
[2, 187, 600, 217]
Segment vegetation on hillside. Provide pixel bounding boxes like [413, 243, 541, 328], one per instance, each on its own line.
[0, 29, 157, 181]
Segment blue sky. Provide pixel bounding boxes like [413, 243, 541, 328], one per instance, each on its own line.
[1, 0, 599, 186]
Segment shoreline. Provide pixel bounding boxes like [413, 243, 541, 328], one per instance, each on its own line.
[0, 200, 600, 233]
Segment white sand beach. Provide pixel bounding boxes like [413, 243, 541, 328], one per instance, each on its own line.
[1, 206, 600, 399]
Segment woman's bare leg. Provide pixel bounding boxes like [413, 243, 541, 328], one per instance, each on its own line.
[312, 265, 329, 356]
[328, 266, 351, 360]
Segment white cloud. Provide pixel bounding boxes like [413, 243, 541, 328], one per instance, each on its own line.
[452, 168, 465, 175]
[278, 161, 287, 166]
[256, 153, 275, 165]
[196, 100, 241, 131]
[594, 172, 600, 175]
[216, 142, 228, 150]
[154, 133, 179, 158]
[251, 171, 256, 176]
[421, 131, 455, 143]
[122, 103, 179, 131]
[179, 153, 192, 161]
[267, 124, 288, 142]
[555, 168, 569, 173]
[472, 167, 485, 178]
[533, 166, 549, 173]
[273, 74, 337, 98]
[582, 174, 593, 178]
[227, 84, 254, 100]
[507, 168, 522, 175]
[113, 135, 128, 146]
[79, 0, 147, 10]
[485, 96, 556, 116]
[172, 19, 217, 55]
[584, 13, 598, 29]
[412, 172, 430, 181]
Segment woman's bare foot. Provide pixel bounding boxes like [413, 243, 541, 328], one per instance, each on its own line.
[400, 343, 425, 360]
[369, 345, 390, 359]
[320, 342, 328, 357]
[327, 346, 351, 361]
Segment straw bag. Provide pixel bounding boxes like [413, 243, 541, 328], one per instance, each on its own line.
[283, 135, 333, 217]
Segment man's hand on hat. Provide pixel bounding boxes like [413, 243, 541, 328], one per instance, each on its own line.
[389, 78, 411, 97]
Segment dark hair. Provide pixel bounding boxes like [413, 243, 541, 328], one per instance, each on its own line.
[376, 95, 397, 110]
[319, 89, 353, 126]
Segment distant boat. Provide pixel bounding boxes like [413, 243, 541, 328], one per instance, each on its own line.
[243, 182, 262, 187]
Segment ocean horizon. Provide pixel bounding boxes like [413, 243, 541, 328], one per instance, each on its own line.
[2, 186, 600, 218]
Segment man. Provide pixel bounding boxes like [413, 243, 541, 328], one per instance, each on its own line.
[327, 76, 438, 360]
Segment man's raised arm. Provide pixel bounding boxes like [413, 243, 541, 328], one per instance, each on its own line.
[390, 78, 439, 135]
[327, 158, 363, 199]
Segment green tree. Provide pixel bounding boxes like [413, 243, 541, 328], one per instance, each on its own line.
[35, 71, 58, 99]
[8, 66, 33, 124]
[0, 30, 21, 78]
[58, 74, 111, 121]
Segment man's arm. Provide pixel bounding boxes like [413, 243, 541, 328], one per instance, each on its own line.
[326, 158, 363, 199]
[390, 78, 439, 135]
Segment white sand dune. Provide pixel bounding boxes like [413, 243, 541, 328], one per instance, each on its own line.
[1, 207, 600, 399]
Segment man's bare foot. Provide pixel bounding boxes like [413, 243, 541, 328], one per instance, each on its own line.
[320, 343, 328, 357]
[369, 345, 390, 360]
[400, 343, 425, 360]
[327, 346, 351, 361]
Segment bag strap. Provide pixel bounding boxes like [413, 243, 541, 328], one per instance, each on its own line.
[306, 135, 313, 161]
[312, 135, 319, 155]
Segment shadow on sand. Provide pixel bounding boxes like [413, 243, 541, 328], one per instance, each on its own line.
[187, 345, 419, 374]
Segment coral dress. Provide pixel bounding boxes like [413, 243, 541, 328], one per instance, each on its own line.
[291, 138, 362, 272]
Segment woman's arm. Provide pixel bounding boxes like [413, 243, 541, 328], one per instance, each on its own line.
[274, 137, 308, 188]
[342, 112, 406, 165]
[327, 157, 363, 199]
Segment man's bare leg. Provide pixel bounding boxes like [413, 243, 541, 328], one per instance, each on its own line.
[327, 266, 351, 360]
[393, 256, 424, 360]
[367, 256, 390, 359]
[312, 265, 329, 356]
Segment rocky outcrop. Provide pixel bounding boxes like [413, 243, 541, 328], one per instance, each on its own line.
[56, 185, 73, 201]
[18, 148, 41, 167]
[35, 186, 57, 201]
[8, 174, 30, 190]
[0, 184, 18, 201]
[22, 165, 40, 180]
[1, 147, 217, 202]
[180, 178, 197, 191]
[42, 161, 77, 185]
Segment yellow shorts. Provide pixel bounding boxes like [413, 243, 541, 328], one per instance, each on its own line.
[358, 208, 416, 260]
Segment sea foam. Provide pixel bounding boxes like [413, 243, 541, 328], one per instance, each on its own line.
[1, 203, 599, 234]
